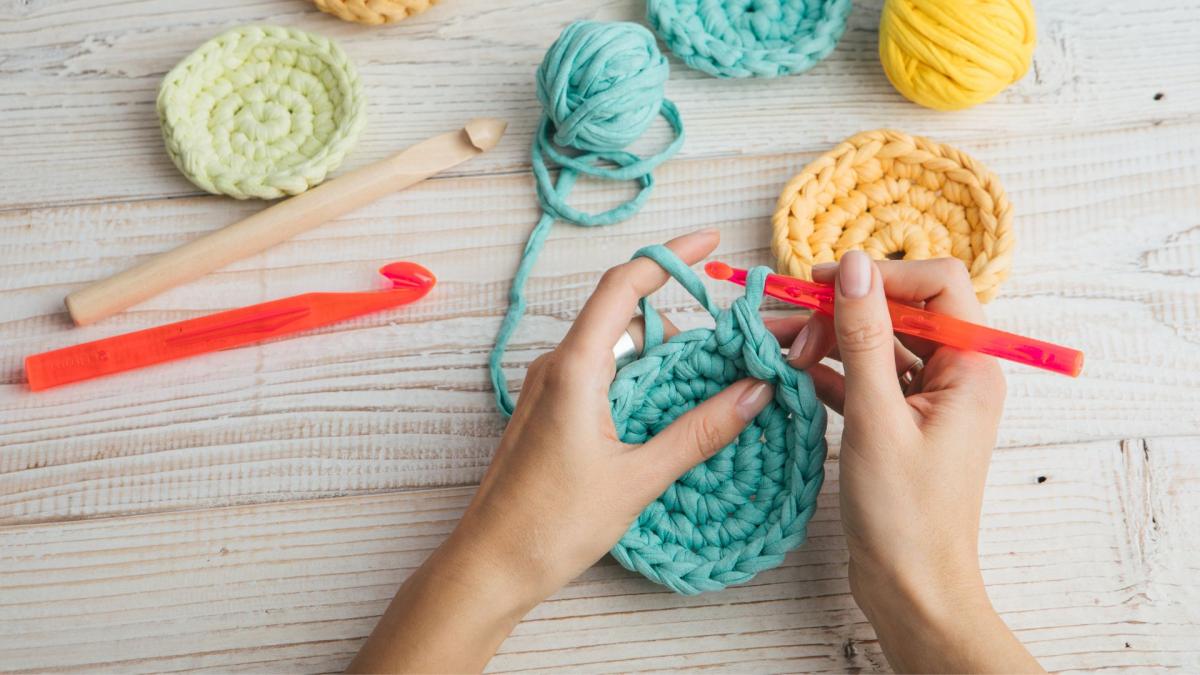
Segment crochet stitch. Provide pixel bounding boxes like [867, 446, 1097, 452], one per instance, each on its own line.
[609, 245, 827, 595]
[647, 0, 852, 78]
[157, 25, 366, 200]
[489, 20, 684, 416]
[772, 129, 1014, 302]
[314, 0, 438, 25]
[879, 0, 1036, 111]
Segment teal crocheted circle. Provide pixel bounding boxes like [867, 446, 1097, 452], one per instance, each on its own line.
[647, 0, 852, 78]
[608, 246, 827, 595]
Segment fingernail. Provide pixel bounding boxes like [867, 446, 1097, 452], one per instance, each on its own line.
[695, 227, 720, 236]
[787, 324, 810, 364]
[812, 262, 837, 272]
[838, 251, 872, 299]
[736, 381, 773, 421]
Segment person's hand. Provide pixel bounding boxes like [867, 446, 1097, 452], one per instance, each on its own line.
[771, 251, 1041, 673]
[349, 229, 774, 673]
[452, 228, 773, 600]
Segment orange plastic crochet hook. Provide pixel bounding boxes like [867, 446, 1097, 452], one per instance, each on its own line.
[705, 261, 1084, 378]
[26, 262, 436, 391]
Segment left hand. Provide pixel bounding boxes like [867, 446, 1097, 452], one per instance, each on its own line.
[457, 228, 772, 601]
[349, 229, 773, 673]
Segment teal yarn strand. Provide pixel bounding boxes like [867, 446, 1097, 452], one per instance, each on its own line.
[489, 22, 827, 595]
[648, 0, 852, 78]
[608, 245, 826, 594]
[489, 20, 684, 416]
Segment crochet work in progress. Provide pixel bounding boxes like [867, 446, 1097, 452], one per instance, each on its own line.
[647, 0, 852, 78]
[772, 129, 1014, 302]
[157, 26, 366, 200]
[879, 0, 1036, 110]
[489, 21, 826, 594]
[314, 0, 439, 25]
[609, 245, 827, 595]
[489, 20, 684, 416]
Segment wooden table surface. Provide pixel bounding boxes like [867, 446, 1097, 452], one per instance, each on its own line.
[3, 0, 1199, 671]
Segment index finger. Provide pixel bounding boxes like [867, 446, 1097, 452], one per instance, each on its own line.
[562, 229, 720, 358]
[813, 257, 985, 322]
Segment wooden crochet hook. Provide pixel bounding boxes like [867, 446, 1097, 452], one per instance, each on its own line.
[65, 118, 507, 326]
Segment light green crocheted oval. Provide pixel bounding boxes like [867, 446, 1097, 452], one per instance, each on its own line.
[157, 25, 366, 200]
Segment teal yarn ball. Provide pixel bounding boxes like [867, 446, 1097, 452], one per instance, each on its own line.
[536, 20, 670, 152]
[490, 20, 684, 416]
[648, 0, 853, 78]
[608, 245, 827, 594]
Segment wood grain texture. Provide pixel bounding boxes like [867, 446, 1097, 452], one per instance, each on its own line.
[2, 123, 1199, 523]
[1, 437, 1198, 673]
[1, 0, 1198, 209]
[2, 0, 1199, 670]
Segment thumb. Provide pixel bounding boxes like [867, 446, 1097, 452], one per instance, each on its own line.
[832, 251, 908, 425]
[635, 378, 774, 488]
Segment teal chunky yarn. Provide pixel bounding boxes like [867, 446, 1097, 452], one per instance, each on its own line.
[489, 21, 827, 594]
[608, 245, 827, 594]
[648, 0, 852, 78]
[490, 20, 684, 415]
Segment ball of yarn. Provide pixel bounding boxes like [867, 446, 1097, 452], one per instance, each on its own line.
[609, 245, 827, 595]
[490, 20, 684, 416]
[772, 129, 1014, 302]
[157, 25, 366, 200]
[313, 0, 438, 25]
[536, 21, 670, 152]
[647, 0, 852, 78]
[878, 0, 1036, 111]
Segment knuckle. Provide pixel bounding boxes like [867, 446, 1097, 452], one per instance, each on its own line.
[597, 264, 630, 290]
[837, 316, 891, 354]
[526, 353, 552, 377]
[936, 257, 972, 287]
[690, 417, 728, 460]
[539, 353, 585, 389]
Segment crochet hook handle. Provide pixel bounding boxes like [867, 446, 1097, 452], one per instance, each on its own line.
[27, 262, 435, 391]
[64, 119, 505, 326]
[705, 261, 1084, 378]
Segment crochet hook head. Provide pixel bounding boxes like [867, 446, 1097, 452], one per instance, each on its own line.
[379, 261, 436, 291]
[705, 261, 833, 313]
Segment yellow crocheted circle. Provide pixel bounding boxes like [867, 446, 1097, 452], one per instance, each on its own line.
[879, 0, 1036, 111]
[771, 129, 1014, 302]
[314, 0, 439, 25]
[157, 25, 366, 200]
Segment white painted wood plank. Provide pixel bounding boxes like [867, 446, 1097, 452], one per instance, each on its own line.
[1, 0, 1198, 208]
[1, 437, 1196, 673]
[2, 123, 1199, 523]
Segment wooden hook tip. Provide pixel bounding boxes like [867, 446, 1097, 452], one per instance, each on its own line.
[463, 118, 507, 152]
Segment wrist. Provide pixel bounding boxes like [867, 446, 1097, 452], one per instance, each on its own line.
[429, 529, 545, 624]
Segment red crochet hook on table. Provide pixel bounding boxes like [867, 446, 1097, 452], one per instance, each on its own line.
[25, 262, 436, 391]
[705, 261, 1084, 378]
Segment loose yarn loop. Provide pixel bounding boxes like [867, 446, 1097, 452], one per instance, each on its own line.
[879, 0, 1036, 111]
[771, 129, 1014, 302]
[489, 21, 684, 416]
[609, 245, 827, 595]
[157, 26, 366, 200]
[313, 0, 438, 25]
[647, 0, 851, 78]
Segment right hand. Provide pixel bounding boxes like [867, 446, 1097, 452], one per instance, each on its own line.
[771, 251, 1040, 673]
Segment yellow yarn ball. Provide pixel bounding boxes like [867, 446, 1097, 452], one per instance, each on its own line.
[878, 0, 1036, 111]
